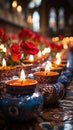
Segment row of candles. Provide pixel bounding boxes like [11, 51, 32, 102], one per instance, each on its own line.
[0, 49, 66, 87]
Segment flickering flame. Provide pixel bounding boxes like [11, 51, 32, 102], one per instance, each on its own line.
[2, 58, 6, 67]
[46, 61, 52, 68]
[63, 44, 68, 49]
[56, 53, 60, 59]
[42, 50, 45, 55]
[3, 47, 7, 52]
[45, 64, 50, 72]
[55, 59, 61, 65]
[0, 44, 4, 49]
[38, 50, 42, 57]
[29, 55, 34, 61]
[20, 69, 25, 80]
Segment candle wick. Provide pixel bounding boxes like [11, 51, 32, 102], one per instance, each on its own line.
[21, 80, 24, 85]
[46, 71, 48, 76]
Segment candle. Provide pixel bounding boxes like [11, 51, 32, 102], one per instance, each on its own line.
[34, 63, 59, 84]
[0, 58, 15, 70]
[0, 58, 16, 82]
[40, 62, 62, 74]
[24, 55, 37, 64]
[6, 69, 38, 95]
[37, 50, 42, 58]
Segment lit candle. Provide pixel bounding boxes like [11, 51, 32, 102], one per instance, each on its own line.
[37, 50, 42, 58]
[2, 58, 6, 68]
[6, 69, 38, 95]
[0, 58, 16, 82]
[40, 61, 62, 74]
[34, 62, 59, 84]
[29, 55, 34, 62]
[55, 58, 61, 66]
[6, 69, 37, 87]
[0, 44, 4, 50]
[3, 47, 7, 53]
[23, 55, 36, 64]
[0, 58, 15, 70]
[56, 52, 61, 59]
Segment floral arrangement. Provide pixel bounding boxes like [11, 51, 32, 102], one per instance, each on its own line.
[0, 27, 64, 66]
[48, 41, 63, 55]
[0, 28, 39, 65]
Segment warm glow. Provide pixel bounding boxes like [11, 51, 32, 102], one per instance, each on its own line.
[42, 50, 45, 55]
[12, 1, 17, 8]
[27, 15, 32, 24]
[37, 50, 42, 57]
[56, 53, 60, 59]
[29, 55, 34, 61]
[20, 69, 25, 79]
[52, 37, 59, 42]
[55, 59, 61, 65]
[3, 47, 7, 52]
[46, 61, 52, 68]
[48, 47, 51, 53]
[63, 44, 68, 49]
[0, 44, 4, 49]
[2, 58, 6, 66]
[17, 5, 22, 13]
[45, 64, 50, 72]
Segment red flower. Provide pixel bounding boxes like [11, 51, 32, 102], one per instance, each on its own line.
[49, 42, 57, 50]
[20, 41, 39, 55]
[11, 53, 22, 62]
[32, 33, 41, 43]
[59, 35, 64, 40]
[0, 28, 4, 38]
[18, 28, 33, 40]
[10, 43, 20, 54]
[10, 33, 17, 40]
[2, 33, 9, 42]
[57, 44, 63, 50]
[10, 43, 22, 61]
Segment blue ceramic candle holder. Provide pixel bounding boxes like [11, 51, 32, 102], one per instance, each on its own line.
[0, 79, 43, 122]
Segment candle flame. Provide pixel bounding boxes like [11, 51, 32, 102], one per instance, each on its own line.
[46, 61, 52, 68]
[55, 59, 61, 65]
[2, 58, 6, 66]
[38, 50, 42, 57]
[29, 55, 34, 61]
[0, 44, 4, 49]
[3, 47, 7, 52]
[56, 53, 60, 59]
[45, 64, 50, 72]
[20, 69, 25, 79]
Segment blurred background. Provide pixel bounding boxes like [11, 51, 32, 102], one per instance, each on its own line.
[0, 0, 73, 37]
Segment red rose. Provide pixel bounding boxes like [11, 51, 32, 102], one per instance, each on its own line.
[59, 35, 64, 40]
[32, 33, 41, 43]
[18, 28, 32, 40]
[10, 33, 17, 40]
[10, 43, 22, 61]
[2, 33, 9, 42]
[0, 28, 4, 38]
[57, 44, 63, 50]
[49, 42, 57, 49]
[11, 52, 22, 62]
[10, 43, 20, 54]
[20, 41, 39, 55]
